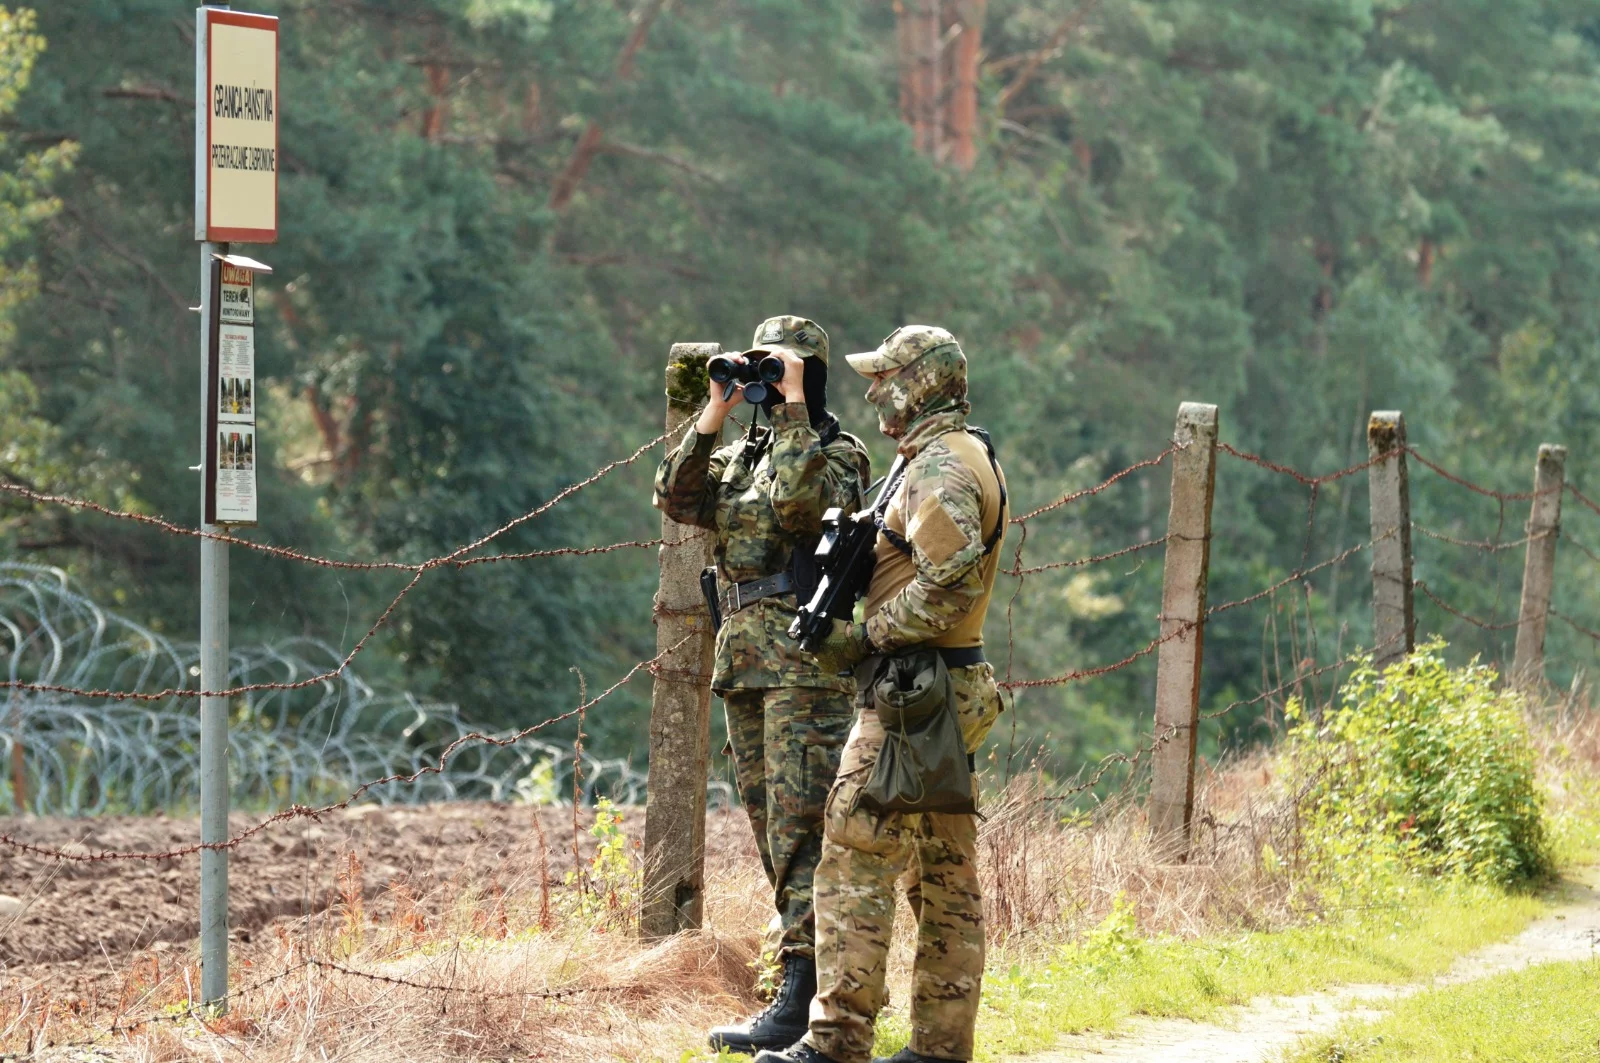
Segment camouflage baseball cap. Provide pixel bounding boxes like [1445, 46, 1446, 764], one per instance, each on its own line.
[745, 315, 829, 366]
[845, 324, 959, 376]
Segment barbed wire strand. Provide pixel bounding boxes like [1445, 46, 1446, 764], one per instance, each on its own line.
[1040, 629, 1407, 801]
[1410, 523, 1538, 553]
[1567, 482, 1600, 520]
[38, 949, 617, 1052]
[1003, 534, 1168, 577]
[0, 634, 692, 863]
[1414, 580, 1526, 632]
[0, 431, 670, 574]
[1406, 447, 1557, 503]
[1011, 446, 1178, 524]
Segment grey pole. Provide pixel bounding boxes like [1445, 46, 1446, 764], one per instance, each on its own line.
[1511, 444, 1566, 689]
[1367, 412, 1414, 671]
[1148, 401, 1219, 857]
[198, 239, 230, 1009]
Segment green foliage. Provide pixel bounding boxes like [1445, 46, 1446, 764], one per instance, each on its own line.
[6, 0, 1600, 773]
[1285, 640, 1551, 889]
[562, 797, 638, 928]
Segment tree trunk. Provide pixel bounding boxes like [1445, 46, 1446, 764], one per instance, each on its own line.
[422, 63, 449, 141]
[895, 0, 944, 158]
[948, 0, 985, 171]
[1417, 237, 1435, 289]
[548, 0, 670, 212]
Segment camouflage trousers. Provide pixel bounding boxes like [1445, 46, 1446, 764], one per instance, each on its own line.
[803, 661, 1003, 1063]
[723, 685, 855, 962]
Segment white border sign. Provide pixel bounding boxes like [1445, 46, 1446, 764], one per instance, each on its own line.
[195, 8, 279, 243]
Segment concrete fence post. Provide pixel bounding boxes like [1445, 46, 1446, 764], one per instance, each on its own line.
[1511, 444, 1566, 689]
[1149, 401, 1219, 856]
[1367, 412, 1414, 670]
[640, 343, 718, 939]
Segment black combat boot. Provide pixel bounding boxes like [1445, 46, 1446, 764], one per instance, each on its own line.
[708, 953, 817, 1054]
[752, 1044, 842, 1063]
[872, 1050, 969, 1063]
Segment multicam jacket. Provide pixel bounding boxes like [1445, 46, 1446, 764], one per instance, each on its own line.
[654, 402, 870, 692]
[859, 409, 1008, 653]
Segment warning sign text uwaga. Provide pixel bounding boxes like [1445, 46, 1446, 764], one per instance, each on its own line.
[211, 83, 275, 172]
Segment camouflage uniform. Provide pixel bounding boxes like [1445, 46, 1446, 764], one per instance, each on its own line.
[653, 316, 870, 963]
[802, 328, 1008, 1063]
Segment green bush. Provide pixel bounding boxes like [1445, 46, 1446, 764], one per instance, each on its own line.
[1285, 640, 1550, 889]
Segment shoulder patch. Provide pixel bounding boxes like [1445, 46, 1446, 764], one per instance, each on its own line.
[908, 492, 970, 566]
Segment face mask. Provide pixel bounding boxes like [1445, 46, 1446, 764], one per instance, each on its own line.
[866, 371, 916, 438]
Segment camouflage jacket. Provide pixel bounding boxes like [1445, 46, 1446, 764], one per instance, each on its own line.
[861, 410, 1008, 653]
[654, 402, 870, 692]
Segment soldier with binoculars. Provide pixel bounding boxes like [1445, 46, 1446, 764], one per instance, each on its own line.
[653, 315, 870, 1055]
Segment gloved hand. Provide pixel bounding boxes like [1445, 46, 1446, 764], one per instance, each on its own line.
[811, 619, 871, 676]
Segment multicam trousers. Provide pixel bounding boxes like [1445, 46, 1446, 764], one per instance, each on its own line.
[722, 685, 855, 962]
[803, 661, 1004, 1063]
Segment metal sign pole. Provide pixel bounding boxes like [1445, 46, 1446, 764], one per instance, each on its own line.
[196, 3, 230, 1011]
[194, 1, 276, 1009]
[198, 241, 231, 1009]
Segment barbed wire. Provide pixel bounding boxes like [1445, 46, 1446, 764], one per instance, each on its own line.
[1039, 629, 1408, 801]
[1551, 608, 1600, 644]
[1563, 532, 1600, 568]
[1010, 446, 1177, 524]
[1414, 579, 1524, 632]
[296, 955, 618, 1002]
[0, 566, 425, 702]
[0, 565, 684, 817]
[1410, 523, 1538, 553]
[1566, 482, 1600, 520]
[31, 947, 622, 1053]
[1000, 535, 1383, 690]
[1406, 447, 1556, 503]
[0, 634, 695, 863]
[1216, 442, 1393, 487]
[0, 432, 670, 574]
[1002, 534, 1167, 576]
[5, 422, 1594, 863]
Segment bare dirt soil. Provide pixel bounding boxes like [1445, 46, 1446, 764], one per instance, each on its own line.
[0, 804, 756, 1002]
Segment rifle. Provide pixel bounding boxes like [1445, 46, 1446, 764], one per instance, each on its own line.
[789, 454, 907, 652]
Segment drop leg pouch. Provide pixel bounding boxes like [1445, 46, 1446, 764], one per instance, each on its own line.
[858, 648, 976, 816]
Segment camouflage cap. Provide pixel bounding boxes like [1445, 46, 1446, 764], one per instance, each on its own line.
[745, 315, 829, 366]
[845, 324, 960, 376]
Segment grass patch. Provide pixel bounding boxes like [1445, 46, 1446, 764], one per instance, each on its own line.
[867, 878, 1547, 1061]
[1288, 958, 1600, 1062]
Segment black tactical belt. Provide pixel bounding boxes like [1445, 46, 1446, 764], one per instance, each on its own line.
[721, 572, 796, 616]
[936, 646, 986, 668]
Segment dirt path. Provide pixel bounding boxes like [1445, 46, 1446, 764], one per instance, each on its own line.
[1014, 868, 1600, 1063]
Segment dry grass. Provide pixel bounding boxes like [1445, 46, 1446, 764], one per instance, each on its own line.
[4, 757, 1297, 1062]
[8, 693, 1598, 1062]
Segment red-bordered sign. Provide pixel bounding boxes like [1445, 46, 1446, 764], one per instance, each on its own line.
[195, 8, 279, 243]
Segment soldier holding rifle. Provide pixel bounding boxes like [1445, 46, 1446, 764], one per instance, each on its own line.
[759, 325, 1008, 1063]
[652, 316, 869, 1054]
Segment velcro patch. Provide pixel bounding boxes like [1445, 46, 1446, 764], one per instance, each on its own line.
[760, 322, 784, 343]
[908, 492, 970, 566]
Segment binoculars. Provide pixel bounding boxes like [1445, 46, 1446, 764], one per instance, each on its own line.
[708, 353, 786, 405]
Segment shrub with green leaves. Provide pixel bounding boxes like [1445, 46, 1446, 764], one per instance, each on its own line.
[1285, 640, 1550, 889]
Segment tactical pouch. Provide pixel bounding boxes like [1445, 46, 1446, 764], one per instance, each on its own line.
[858, 648, 977, 815]
[700, 566, 723, 633]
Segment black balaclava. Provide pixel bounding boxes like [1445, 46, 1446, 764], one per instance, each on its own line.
[759, 356, 831, 431]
